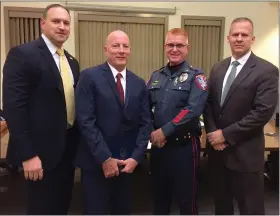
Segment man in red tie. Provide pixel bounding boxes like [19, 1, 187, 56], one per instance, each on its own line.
[74, 30, 152, 214]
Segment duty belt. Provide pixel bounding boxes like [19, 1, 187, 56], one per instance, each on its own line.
[166, 132, 194, 143]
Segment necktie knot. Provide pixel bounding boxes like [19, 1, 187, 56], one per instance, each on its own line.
[56, 48, 64, 56]
[116, 73, 123, 79]
[232, 61, 240, 67]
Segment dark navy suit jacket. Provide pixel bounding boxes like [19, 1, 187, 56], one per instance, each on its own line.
[74, 62, 152, 171]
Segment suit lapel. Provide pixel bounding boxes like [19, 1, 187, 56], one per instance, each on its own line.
[125, 70, 133, 109]
[37, 37, 64, 94]
[221, 53, 256, 108]
[102, 62, 124, 107]
[65, 51, 79, 87]
[216, 58, 231, 105]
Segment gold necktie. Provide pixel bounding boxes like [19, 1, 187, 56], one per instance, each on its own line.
[56, 48, 75, 126]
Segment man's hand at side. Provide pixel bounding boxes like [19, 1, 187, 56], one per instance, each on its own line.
[22, 156, 43, 181]
[151, 128, 166, 148]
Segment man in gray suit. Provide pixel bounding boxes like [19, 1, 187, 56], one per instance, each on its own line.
[203, 17, 278, 215]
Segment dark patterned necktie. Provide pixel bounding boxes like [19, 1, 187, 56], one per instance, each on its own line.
[116, 73, 124, 104]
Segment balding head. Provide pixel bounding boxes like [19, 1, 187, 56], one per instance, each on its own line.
[104, 30, 131, 72]
[106, 30, 129, 45]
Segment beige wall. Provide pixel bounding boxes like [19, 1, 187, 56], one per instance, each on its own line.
[73, 1, 279, 66]
[0, 1, 279, 107]
[1, 1, 278, 67]
[0, 1, 71, 73]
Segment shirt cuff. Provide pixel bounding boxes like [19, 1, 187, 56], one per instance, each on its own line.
[103, 157, 111, 163]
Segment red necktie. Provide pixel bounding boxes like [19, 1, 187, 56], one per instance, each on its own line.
[116, 73, 124, 104]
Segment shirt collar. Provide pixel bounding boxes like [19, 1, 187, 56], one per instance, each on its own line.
[107, 62, 126, 81]
[41, 34, 62, 55]
[163, 61, 190, 78]
[230, 50, 251, 66]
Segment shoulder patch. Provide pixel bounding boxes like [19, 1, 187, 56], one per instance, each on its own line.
[195, 74, 208, 90]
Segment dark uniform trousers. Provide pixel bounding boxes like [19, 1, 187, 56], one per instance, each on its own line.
[26, 129, 76, 215]
[209, 157, 265, 215]
[150, 136, 200, 215]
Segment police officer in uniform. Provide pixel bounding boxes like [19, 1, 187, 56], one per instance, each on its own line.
[147, 28, 208, 215]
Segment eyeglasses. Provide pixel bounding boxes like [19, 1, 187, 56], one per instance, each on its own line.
[165, 43, 188, 50]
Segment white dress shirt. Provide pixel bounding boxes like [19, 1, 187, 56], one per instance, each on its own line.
[222, 51, 252, 92]
[108, 62, 127, 100]
[41, 34, 74, 84]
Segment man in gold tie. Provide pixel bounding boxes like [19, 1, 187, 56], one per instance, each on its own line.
[2, 4, 80, 214]
[56, 48, 76, 127]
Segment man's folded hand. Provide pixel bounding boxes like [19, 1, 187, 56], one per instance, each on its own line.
[102, 158, 119, 178]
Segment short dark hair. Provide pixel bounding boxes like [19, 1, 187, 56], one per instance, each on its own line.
[42, 4, 70, 19]
[230, 17, 254, 34]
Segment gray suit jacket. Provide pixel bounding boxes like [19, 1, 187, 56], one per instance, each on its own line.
[203, 52, 278, 172]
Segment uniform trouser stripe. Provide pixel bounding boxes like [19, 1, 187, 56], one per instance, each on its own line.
[191, 136, 198, 214]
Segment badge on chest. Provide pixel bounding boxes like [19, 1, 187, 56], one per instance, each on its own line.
[174, 72, 189, 86]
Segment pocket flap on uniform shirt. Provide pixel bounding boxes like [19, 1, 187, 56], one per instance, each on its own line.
[148, 82, 162, 90]
[171, 83, 191, 91]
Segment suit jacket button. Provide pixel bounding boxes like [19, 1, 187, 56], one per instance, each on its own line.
[120, 148, 127, 158]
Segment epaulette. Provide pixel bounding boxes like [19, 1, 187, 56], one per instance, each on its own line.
[189, 65, 205, 75]
[146, 66, 164, 85]
[189, 65, 199, 71]
[153, 66, 164, 74]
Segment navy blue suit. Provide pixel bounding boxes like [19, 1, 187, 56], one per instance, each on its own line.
[75, 62, 151, 214]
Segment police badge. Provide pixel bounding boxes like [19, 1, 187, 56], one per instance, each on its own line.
[179, 72, 188, 82]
